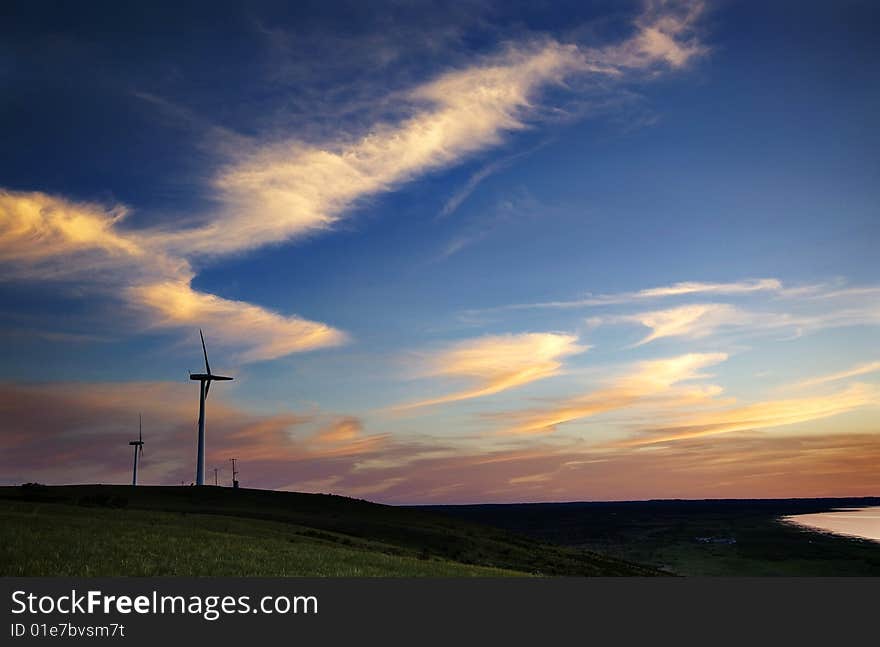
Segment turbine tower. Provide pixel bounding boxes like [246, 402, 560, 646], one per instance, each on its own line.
[129, 414, 144, 486]
[190, 329, 233, 486]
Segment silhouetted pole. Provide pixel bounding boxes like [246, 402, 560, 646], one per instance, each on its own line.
[131, 443, 140, 486]
[230, 458, 239, 489]
[196, 379, 207, 485]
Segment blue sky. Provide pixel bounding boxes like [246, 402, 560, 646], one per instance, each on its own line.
[1, 1, 878, 502]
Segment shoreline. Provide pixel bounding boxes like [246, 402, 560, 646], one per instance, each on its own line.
[782, 506, 880, 544]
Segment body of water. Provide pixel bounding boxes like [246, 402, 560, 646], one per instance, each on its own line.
[783, 506, 880, 543]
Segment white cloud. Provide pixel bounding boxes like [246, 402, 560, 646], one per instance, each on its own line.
[636, 278, 781, 299]
[0, 190, 347, 362]
[128, 281, 347, 363]
[625, 303, 748, 345]
[493, 278, 783, 311]
[793, 361, 880, 389]
[623, 383, 879, 446]
[486, 276, 879, 347]
[495, 352, 728, 434]
[393, 332, 586, 410]
[610, 296, 879, 346]
[592, 0, 708, 70]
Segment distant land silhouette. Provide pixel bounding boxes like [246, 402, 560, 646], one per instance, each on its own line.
[2, 484, 879, 576]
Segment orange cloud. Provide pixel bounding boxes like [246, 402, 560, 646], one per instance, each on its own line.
[793, 361, 880, 389]
[313, 416, 363, 444]
[392, 333, 586, 410]
[0, 190, 141, 265]
[2, 378, 879, 503]
[329, 431, 880, 504]
[0, 190, 347, 362]
[621, 383, 880, 446]
[496, 352, 727, 434]
[128, 280, 347, 362]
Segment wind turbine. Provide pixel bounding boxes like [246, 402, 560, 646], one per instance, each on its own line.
[190, 329, 233, 486]
[129, 414, 144, 486]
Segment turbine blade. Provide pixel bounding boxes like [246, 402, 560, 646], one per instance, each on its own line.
[139, 413, 142, 442]
[200, 329, 211, 375]
[205, 378, 212, 399]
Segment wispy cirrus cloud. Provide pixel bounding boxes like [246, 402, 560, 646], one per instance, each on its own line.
[247, 429, 880, 502]
[128, 281, 347, 363]
[0, 190, 347, 363]
[609, 293, 880, 346]
[494, 352, 727, 434]
[173, 37, 599, 256]
[436, 150, 533, 220]
[620, 383, 879, 446]
[0, 2, 709, 360]
[635, 278, 782, 299]
[599, 0, 708, 70]
[0, 190, 138, 262]
[488, 278, 783, 311]
[792, 360, 880, 389]
[603, 302, 812, 347]
[0, 190, 177, 282]
[392, 332, 586, 411]
[313, 416, 363, 444]
[477, 276, 879, 348]
[622, 303, 747, 346]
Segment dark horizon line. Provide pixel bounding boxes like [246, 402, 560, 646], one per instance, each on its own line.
[6, 482, 879, 508]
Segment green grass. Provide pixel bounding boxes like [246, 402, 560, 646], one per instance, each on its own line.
[0, 485, 662, 577]
[422, 499, 880, 576]
[0, 502, 516, 576]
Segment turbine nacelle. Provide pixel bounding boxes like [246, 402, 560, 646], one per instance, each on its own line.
[189, 373, 233, 381]
[129, 414, 144, 450]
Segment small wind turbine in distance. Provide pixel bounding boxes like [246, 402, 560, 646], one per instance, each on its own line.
[190, 329, 233, 486]
[129, 414, 144, 486]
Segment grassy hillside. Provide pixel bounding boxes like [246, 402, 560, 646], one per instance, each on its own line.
[0, 485, 663, 577]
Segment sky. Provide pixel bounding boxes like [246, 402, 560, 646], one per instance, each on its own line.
[1, 0, 878, 503]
